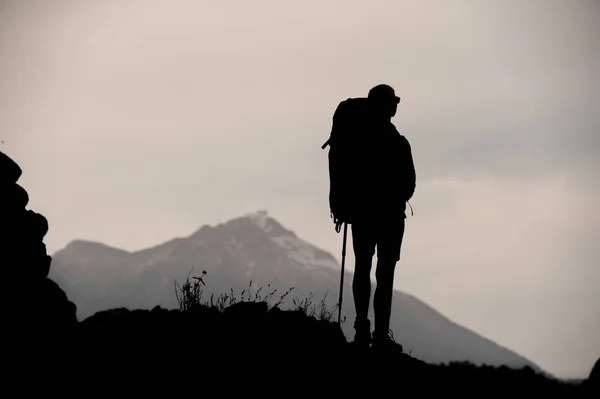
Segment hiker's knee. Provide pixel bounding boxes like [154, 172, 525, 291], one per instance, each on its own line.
[354, 255, 373, 275]
[377, 241, 402, 264]
[375, 257, 396, 281]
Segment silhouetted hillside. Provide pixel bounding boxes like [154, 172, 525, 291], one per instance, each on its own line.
[29, 297, 590, 396]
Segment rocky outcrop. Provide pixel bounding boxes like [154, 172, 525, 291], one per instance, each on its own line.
[78, 301, 347, 355]
[1, 151, 77, 338]
[583, 358, 600, 395]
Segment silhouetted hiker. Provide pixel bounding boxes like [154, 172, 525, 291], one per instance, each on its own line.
[322, 84, 416, 352]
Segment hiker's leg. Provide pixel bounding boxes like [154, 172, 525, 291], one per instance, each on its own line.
[373, 256, 396, 335]
[373, 219, 405, 338]
[351, 222, 375, 322]
[353, 254, 372, 321]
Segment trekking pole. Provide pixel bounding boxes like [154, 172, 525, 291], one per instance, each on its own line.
[337, 222, 348, 325]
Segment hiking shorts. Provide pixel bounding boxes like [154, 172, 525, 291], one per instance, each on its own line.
[351, 217, 405, 261]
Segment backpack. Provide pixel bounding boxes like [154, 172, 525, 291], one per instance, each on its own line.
[321, 97, 371, 231]
[321, 98, 415, 232]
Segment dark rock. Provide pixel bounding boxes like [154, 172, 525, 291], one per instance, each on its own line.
[86, 307, 131, 323]
[38, 254, 52, 278]
[4, 183, 29, 210]
[0, 209, 26, 237]
[1, 152, 78, 344]
[0, 151, 22, 184]
[27, 240, 47, 257]
[13, 277, 78, 336]
[585, 358, 600, 394]
[590, 358, 600, 381]
[7, 243, 50, 279]
[28, 210, 49, 239]
[224, 300, 268, 320]
[2, 213, 49, 259]
[151, 305, 165, 313]
[187, 303, 222, 322]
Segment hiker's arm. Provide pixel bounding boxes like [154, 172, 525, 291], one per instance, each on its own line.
[402, 138, 416, 202]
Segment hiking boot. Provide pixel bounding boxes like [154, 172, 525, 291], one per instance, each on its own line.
[352, 318, 372, 348]
[371, 329, 403, 354]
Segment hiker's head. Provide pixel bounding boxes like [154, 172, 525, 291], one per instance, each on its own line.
[368, 84, 400, 119]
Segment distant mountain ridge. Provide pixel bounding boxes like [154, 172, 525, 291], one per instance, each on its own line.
[49, 210, 543, 373]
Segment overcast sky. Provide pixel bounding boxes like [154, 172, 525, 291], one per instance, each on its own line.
[1, 0, 598, 379]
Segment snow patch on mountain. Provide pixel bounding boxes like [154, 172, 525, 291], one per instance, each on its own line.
[244, 210, 272, 233]
[272, 236, 339, 270]
[241, 210, 339, 271]
[242, 210, 298, 238]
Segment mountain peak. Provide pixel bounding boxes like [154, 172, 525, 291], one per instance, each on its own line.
[243, 210, 270, 230]
[53, 239, 130, 264]
[237, 210, 297, 238]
